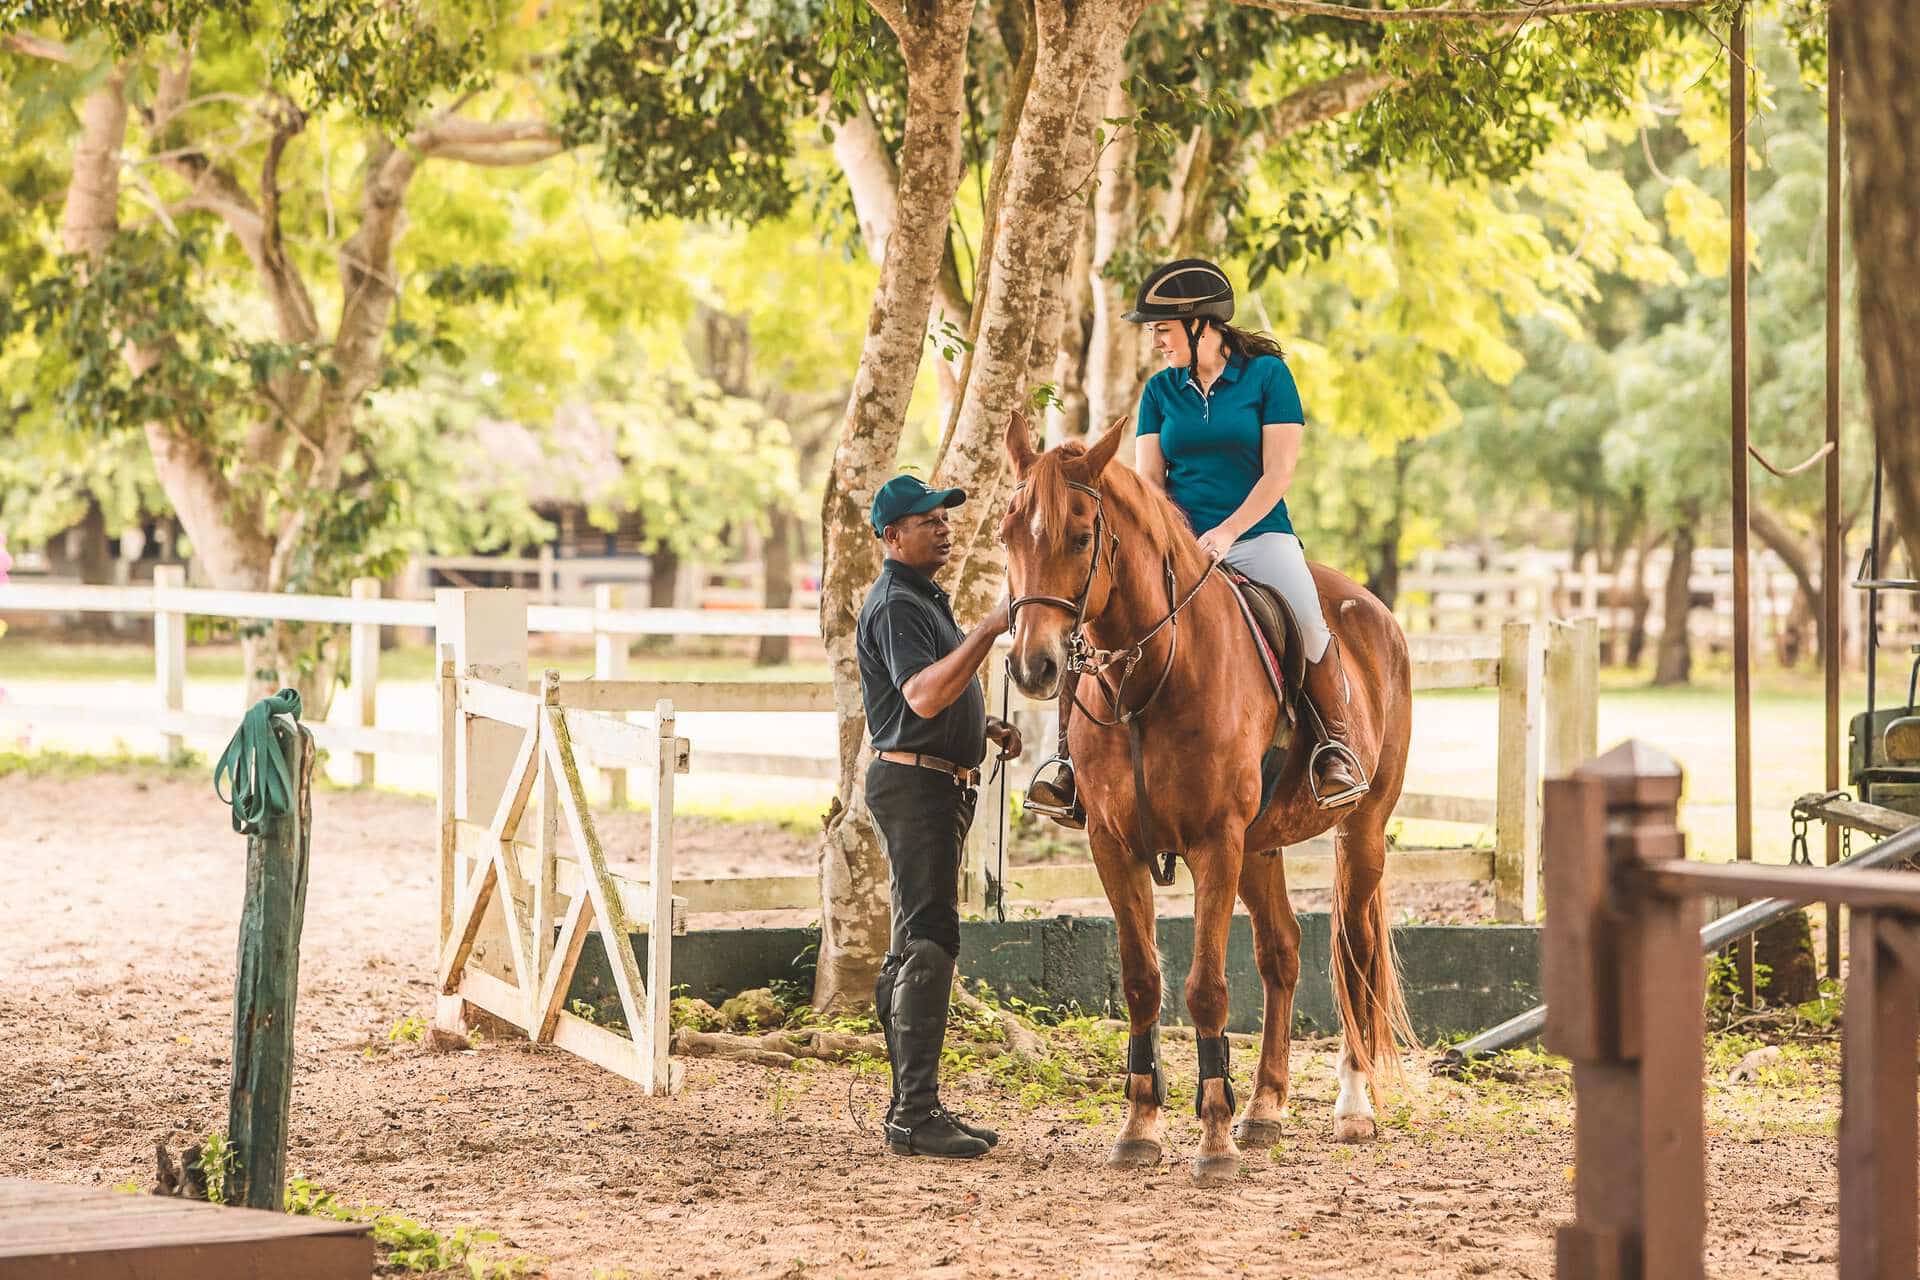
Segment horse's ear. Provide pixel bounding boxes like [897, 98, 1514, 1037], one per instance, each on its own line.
[1006, 410, 1039, 476]
[1085, 416, 1127, 478]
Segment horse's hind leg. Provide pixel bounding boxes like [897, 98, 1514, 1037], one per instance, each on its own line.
[1233, 848, 1300, 1150]
[1330, 812, 1412, 1143]
[1090, 828, 1165, 1169]
[1184, 838, 1245, 1186]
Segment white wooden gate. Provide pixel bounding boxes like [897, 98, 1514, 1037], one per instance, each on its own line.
[434, 590, 688, 1094]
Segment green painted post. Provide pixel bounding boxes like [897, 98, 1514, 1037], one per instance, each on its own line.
[226, 719, 314, 1211]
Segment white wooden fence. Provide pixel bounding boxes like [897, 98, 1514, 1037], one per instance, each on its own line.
[1401, 546, 1920, 659]
[0, 580, 1597, 922]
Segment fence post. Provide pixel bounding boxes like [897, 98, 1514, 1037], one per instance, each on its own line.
[1494, 619, 1544, 921]
[1837, 911, 1919, 1279]
[433, 589, 528, 1034]
[647, 698, 678, 1095]
[1550, 740, 1703, 1280]
[349, 577, 381, 786]
[1545, 617, 1600, 779]
[153, 564, 187, 761]
[595, 584, 631, 807]
[226, 719, 314, 1212]
[436, 645, 458, 951]
[960, 663, 1011, 915]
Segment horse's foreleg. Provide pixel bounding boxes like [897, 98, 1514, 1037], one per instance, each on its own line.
[1090, 829, 1164, 1169]
[1185, 839, 1245, 1186]
[1233, 848, 1300, 1150]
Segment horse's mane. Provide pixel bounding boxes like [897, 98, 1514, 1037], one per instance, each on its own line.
[1013, 439, 1197, 564]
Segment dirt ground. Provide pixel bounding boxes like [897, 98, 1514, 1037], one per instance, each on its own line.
[1, 766, 1849, 1279]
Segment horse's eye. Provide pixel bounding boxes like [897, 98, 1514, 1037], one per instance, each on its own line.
[1073, 532, 1094, 552]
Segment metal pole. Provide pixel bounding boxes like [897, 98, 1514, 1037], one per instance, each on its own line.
[1824, 0, 1845, 981]
[1729, 5, 1756, 1006]
[1439, 820, 1920, 1067]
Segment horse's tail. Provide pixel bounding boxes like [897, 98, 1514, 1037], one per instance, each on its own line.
[1330, 855, 1419, 1089]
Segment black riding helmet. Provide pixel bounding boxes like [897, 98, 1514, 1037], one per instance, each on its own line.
[1123, 259, 1235, 324]
[1124, 259, 1235, 363]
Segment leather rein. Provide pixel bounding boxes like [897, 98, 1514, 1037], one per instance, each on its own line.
[1007, 477, 1218, 884]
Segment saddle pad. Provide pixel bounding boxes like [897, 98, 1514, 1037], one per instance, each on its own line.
[1224, 572, 1304, 729]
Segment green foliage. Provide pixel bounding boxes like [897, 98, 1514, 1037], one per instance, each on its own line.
[195, 1131, 237, 1206]
[591, 366, 797, 558]
[557, 0, 830, 222]
[286, 1178, 532, 1277]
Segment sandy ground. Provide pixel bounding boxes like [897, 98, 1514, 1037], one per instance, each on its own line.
[1, 767, 1850, 1279]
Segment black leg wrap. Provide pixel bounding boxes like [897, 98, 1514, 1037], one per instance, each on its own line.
[1195, 1035, 1236, 1118]
[1126, 1028, 1167, 1107]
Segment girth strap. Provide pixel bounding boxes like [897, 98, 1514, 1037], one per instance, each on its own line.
[1127, 720, 1178, 887]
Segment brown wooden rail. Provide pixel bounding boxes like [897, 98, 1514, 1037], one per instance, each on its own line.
[1544, 739, 1919, 1280]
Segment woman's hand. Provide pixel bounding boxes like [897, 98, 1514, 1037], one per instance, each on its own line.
[1195, 526, 1237, 561]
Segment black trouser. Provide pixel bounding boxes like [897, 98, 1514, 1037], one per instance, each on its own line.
[866, 757, 976, 958]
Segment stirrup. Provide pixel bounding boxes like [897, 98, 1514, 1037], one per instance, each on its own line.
[1307, 740, 1370, 810]
[1023, 757, 1086, 829]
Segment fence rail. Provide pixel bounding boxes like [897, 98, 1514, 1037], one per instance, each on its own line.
[1, 581, 1597, 922]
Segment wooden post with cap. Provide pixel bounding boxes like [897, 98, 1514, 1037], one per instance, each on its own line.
[1546, 740, 1704, 1280]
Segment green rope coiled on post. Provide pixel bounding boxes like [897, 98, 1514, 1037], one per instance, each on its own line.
[213, 688, 304, 835]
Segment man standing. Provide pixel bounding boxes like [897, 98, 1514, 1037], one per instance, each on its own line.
[859, 475, 1021, 1159]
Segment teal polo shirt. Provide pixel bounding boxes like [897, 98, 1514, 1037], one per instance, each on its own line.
[1136, 352, 1305, 541]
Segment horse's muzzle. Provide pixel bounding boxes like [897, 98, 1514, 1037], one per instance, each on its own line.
[1009, 648, 1064, 700]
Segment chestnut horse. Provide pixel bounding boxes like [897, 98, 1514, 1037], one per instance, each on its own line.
[1001, 415, 1415, 1185]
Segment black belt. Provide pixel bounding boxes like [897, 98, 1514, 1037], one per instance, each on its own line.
[877, 750, 981, 788]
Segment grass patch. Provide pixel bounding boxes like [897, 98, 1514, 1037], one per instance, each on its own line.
[286, 1178, 534, 1277]
[0, 744, 205, 780]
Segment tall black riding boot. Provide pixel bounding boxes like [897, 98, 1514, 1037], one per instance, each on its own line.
[1303, 635, 1370, 809]
[885, 938, 989, 1159]
[875, 950, 997, 1147]
[874, 952, 903, 1130]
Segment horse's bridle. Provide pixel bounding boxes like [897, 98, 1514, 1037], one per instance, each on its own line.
[1008, 475, 1221, 887]
[1008, 477, 1216, 727]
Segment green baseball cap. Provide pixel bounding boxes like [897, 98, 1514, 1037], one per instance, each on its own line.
[870, 474, 966, 537]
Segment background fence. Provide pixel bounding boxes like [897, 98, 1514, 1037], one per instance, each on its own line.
[0, 579, 1597, 922]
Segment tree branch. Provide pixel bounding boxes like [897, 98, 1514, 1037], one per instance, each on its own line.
[1265, 68, 1401, 141]
[3, 31, 75, 61]
[1234, 0, 1705, 21]
[408, 116, 564, 166]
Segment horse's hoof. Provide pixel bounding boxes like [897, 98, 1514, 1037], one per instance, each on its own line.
[1107, 1138, 1163, 1169]
[1332, 1114, 1377, 1143]
[1233, 1117, 1286, 1149]
[1190, 1153, 1241, 1186]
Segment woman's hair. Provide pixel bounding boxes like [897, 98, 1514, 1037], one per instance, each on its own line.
[1216, 321, 1285, 361]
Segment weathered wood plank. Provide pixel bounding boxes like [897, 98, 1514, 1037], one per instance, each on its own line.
[0, 1179, 371, 1280]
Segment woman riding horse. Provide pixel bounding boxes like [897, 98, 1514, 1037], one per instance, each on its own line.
[1025, 259, 1366, 824]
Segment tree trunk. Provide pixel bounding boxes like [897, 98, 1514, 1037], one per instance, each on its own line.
[1044, 205, 1094, 445]
[1085, 71, 1143, 450]
[1839, 6, 1920, 580]
[1368, 444, 1411, 609]
[1652, 520, 1696, 687]
[649, 546, 680, 610]
[813, 3, 976, 1014]
[934, 5, 1138, 597]
[756, 509, 796, 666]
[1750, 504, 1823, 668]
[1623, 532, 1661, 668]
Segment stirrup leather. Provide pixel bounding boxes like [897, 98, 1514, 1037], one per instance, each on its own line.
[1307, 739, 1370, 809]
[1023, 756, 1086, 829]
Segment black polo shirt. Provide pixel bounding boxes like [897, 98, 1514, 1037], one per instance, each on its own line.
[855, 558, 987, 768]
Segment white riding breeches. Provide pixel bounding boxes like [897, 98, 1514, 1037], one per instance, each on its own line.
[1219, 532, 1332, 664]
